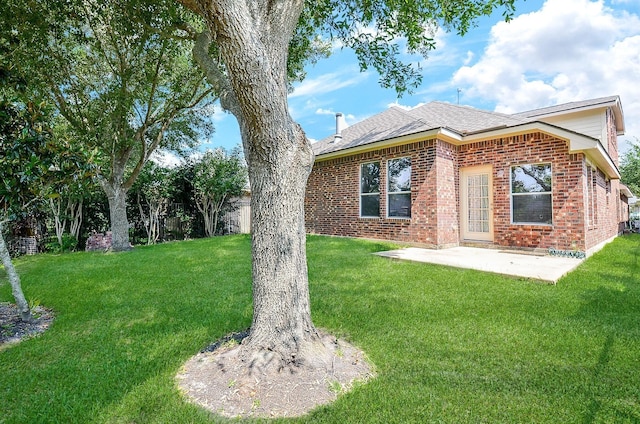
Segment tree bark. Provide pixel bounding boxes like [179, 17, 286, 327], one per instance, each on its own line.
[196, 197, 214, 237]
[100, 181, 131, 251]
[188, 0, 328, 370]
[68, 199, 83, 240]
[0, 221, 32, 322]
[241, 122, 323, 369]
[48, 197, 66, 248]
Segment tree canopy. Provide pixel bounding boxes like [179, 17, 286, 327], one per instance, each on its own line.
[621, 139, 640, 196]
[1, 0, 521, 409]
[191, 148, 247, 237]
[1, 0, 216, 250]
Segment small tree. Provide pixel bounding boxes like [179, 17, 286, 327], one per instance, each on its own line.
[46, 121, 97, 250]
[131, 162, 176, 244]
[192, 148, 247, 237]
[0, 100, 55, 322]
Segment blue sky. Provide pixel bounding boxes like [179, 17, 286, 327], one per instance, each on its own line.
[199, 0, 640, 156]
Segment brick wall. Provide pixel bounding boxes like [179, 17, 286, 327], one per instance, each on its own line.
[435, 141, 459, 246]
[85, 231, 112, 251]
[306, 131, 620, 253]
[305, 140, 442, 245]
[458, 132, 587, 251]
[584, 167, 620, 253]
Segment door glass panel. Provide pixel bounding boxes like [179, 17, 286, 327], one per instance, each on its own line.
[467, 174, 489, 233]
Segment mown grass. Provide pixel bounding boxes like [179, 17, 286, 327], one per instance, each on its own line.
[1, 234, 639, 423]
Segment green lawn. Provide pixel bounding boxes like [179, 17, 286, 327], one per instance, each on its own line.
[1, 234, 639, 423]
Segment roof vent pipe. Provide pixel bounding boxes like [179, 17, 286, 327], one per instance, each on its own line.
[333, 112, 346, 143]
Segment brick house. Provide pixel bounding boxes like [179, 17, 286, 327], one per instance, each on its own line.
[305, 95, 632, 256]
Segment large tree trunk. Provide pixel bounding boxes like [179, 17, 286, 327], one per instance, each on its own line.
[241, 121, 325, 369]
[0, 221, 32, 322]
[198, 0, 329, 370]
[100, 181, 131, 252]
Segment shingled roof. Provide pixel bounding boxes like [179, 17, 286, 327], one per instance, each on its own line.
[313, 107, 430, 156]
[312, 96, 623, 157]
[312, 101, 532, 156]
[408, 101, 529, 134]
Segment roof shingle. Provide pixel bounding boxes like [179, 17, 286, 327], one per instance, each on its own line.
[311, 96, 621, 156]
[312, 101, 531, 155]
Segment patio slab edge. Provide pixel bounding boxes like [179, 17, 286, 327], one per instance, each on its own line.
[375, 246, 583, 283]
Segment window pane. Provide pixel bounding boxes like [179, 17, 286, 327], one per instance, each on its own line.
[361, 194, 380, 217]
[511, 164, 551, 193]
[389, 193, 411, 217]
[361, 162, 380, 194]
[512, 194, 552, 224]
[388, 157, 411, 192]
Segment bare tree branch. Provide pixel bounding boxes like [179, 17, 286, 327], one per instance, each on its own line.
[192, 30, 240, 116]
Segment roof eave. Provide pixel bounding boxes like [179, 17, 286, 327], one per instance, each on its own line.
[613, 96, 626, 135]
[462, 123, 619, 178]
[579, 143, 621, 180]
[314, 128, 450, 160]
[521, 96, 625, 134]
[620, 184, 634, 198]
[314, 122, 621, 179]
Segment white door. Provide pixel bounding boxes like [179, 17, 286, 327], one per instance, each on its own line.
[460, 166, 493, 242]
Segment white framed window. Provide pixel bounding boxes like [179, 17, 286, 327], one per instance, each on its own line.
[387, 157, 411, 218]
[360, 161, 380, 217]
[511, 163, 552, 225]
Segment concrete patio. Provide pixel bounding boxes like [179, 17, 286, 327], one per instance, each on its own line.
[375, 246, 584, 283]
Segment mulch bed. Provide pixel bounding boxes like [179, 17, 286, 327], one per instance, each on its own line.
[0, 302, 55, 349]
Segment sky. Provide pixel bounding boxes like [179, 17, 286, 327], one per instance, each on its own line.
[199, 0, 640, 157]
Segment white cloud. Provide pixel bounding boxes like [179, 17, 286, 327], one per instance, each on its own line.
[314, 107, 355, 122]
[150, 150, 184, 168]
[315, 108, 336, 116]
[209, 103, 229, 122]
[289, 69, 369, 98]
[451, 0, 640, 151]
[462, 50, 474, 66]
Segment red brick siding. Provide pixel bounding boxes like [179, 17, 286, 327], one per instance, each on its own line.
[618, 183, 630, 233]
[584, 166, 620, 251]
[458, 132, 587, 251]
[306, 131, 621, 252]
[305, 141, 442, 245]
[435, 141, 459, 246]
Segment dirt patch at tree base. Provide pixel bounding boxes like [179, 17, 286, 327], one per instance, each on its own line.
[0, 302, 55, 351]
[176, 332, 374, 419]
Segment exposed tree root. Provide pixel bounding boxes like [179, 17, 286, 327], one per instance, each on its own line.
[176, 330, 374, 419]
